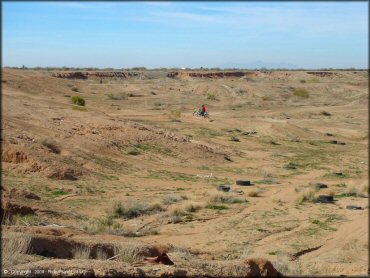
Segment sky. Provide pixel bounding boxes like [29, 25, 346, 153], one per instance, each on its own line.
[3, 1, 368, 69]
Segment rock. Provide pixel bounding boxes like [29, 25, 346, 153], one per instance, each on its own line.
[236, 180, 252, 186]
[230, 137, 240, 142]
[315, 183, 328, 189]
[321, 111, 332, 116]
[330, 140, 338, 144]
[224, 155, 232, 162]
[335, 172, 343, 176]
[217, 185, 231, 192]
[346, 205, 363, 210]
[315, 195, 334, 203]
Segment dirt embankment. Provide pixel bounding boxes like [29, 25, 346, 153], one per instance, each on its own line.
[51, 71, 143, 80]
[167, 71, 257, 79]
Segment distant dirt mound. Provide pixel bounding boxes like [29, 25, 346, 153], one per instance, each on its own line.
[51, 71, 143, 80]
[306, 71, 338, 77]
[1, 201, 36, 221]
[167, 71, 257, 79]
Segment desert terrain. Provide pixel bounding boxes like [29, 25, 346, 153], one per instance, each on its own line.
[1, 68, 368, 276]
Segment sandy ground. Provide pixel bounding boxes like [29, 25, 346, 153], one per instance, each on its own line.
[1, 69, 368, 276]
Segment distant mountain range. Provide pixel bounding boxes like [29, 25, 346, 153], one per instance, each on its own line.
[220, 61, 299, 70]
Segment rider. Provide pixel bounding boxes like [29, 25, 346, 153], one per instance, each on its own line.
[201, 104, 207, 117]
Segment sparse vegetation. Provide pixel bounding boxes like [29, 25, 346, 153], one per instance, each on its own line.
[72, 246, 91, 259]
[110, 201, 164, 219]
[2, 232, 31, 267]
[207, 92, 217, 100]
[293, 88, 309, 98]
[162, 194, 187, 205]
[71, 95, 85, 106]
[206, 192, 246, 204]
[107, 92, 127, 100]
[297, 188, 316, 204]
[40, 138, 60, 154]
[206, 205, 228, 210]
[114, 244, 144, 264]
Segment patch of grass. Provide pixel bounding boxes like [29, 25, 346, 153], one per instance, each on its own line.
[11, 214, 44, 226]
[206, 205, 228, 210]
[107, 92, 127, 100]
[40, 138, 60, 154]
[162, 194, 187, 205]
[261, 96, 270, 101]
[114, 244, 144, 264]
[134, 143, 174, 156]
[2, 232, 31, 268]
[166, 207, 194, 223]
[72, 106, 87, 111]
[72, 246, 91, 259]
[50, 189, 68, 197]
[126, 147, 140, 155]
[293, 88, 309, 98]
[196, 127, 223, 138]
[71, 96, 85, 106]
[285, 162, 299, 170]
[297, 188, 316, 204]
[110, 201, 164, 219]
[147, 170, 199, 182]
[169, 109, 182, 122]
[309, 216, 338, 232]
[207, 92, 217, 100]
[206, 192, 246, 204]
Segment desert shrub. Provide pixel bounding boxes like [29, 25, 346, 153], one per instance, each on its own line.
[114, 244, 144, 264]
[71, 96, 85, 106]
[96, 247, 109, 260]
[206, 205, 228, 210]
[247, 188, 262, 197]
[107, 92, 127, 100]
[300, 80, 306, 83]
[40, 138, 60, 154]
[2, 232, 31, 267]
[261, 96, 270, 101]
[183, 202, 201, 213]
[162, 194, 187, 205]
[207, 92, 217, 100]
[110, 201, 164, 219]
[293, 88, 309, 98]
[343, 186, 366, 198]
[72, 246, 91, 259]
[297, 188, 316, 204]
[206, 192, 245, 204]
[71, 87, 79, 92]
[166, 207, 193, 223]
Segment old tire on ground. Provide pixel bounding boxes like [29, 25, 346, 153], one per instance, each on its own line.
[346, 205, 363, 210]
[236, 180, 252, 186]
[315, 195, 334, 203]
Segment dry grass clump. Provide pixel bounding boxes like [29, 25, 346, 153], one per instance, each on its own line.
[2, 232, 31, 267]
[107, 92, 127, 100]
[247, 188, 263, 197]
[162, 194, 188, 205]
[297, 188, 316, 204]
[72, 246, 91, 259]
[206, 191, 245, 204]
[110, 201, 164, 219]
[40, 138, 61, 154]
[183, 202, 202, 213]
[96, 247, 109, 260]
[344, 185, 367, 198]
[114, 244, 145, 264]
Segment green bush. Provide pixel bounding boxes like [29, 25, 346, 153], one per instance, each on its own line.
[71, 96, 85, 106]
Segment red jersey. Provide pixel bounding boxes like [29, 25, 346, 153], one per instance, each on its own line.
[202, 106, 206, 113]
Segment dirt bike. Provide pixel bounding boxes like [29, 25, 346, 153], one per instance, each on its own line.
[193, 109, 209, 118]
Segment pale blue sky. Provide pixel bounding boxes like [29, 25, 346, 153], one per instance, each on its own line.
[3, 1, 368, 69]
